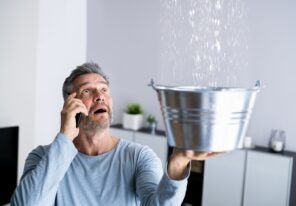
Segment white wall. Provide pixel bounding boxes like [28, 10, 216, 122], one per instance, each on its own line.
[34, 0, 87, 147]
[0, 0, 86, 180]
[87, 0, 296, 151]
[87, 0, 162, 128]
[0, 0, 38, 181]
[246, 0, 296, 150]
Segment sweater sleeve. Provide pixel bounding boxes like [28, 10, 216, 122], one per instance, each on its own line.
[135, 146, 189, 206]
[10, 133, 77, 206]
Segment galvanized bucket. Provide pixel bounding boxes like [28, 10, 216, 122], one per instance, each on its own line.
[149, 80, 261, 152]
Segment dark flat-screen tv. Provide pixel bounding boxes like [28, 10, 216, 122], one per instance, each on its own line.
[0, 126, 18, 205]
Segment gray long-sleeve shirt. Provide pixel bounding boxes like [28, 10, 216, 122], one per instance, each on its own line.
[11, 133, 188, 206]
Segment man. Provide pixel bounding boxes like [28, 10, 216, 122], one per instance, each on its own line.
[11, 62, 220, 205]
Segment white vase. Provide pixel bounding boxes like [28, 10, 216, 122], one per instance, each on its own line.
[123, 113, 144, 130]
[149, 122, 157, 135]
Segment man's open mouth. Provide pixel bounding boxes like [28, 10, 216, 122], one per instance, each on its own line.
[94, 108, 107, 114]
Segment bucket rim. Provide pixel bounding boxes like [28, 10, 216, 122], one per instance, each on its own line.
[148, 79, 261, 92]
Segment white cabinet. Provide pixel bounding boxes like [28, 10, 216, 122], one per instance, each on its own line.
[243, 151, 292, 206]
[111, 127, 134, 142]
[202, 149, 293, 206]
[110, 127, 168, 168]
[202, 150, 246, 206]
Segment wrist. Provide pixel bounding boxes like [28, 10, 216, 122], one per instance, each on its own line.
[168, 154, 190, 180]
[59, 128, 76, 141]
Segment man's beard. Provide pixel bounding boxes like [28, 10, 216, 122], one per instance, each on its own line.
[81, 112, 112, 132]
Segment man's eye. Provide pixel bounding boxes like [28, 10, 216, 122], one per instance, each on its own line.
[82, 90, 90, 95]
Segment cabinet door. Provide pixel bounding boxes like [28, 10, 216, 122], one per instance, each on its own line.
[134, 132, 168, 169]
[110, 128, 134, 142]
[243, 151, 292, 206]
[202, 150, 246, 206]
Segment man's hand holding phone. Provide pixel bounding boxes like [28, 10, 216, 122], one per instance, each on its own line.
[60, 92, 88, 141]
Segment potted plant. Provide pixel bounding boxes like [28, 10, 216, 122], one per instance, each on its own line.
[147, 115, 157, 135]
[123, 103, 144, 130]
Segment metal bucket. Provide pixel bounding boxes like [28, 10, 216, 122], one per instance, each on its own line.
[149, 80, 261, 152]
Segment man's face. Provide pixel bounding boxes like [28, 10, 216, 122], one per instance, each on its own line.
[72, 73, 113, 130]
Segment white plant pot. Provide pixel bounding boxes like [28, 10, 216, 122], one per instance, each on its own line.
[123, 113, 144, 130]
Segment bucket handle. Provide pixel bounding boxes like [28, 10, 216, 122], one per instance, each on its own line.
[148, 79, 156, 90]
[254, 80, 262, 89]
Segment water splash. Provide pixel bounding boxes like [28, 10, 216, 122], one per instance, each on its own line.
[158, 0, 249, 87]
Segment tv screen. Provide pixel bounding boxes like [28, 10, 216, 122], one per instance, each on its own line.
[0, 126, 18, 205]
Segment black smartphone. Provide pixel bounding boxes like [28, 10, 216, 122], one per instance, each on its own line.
[75, 113, 82, 128]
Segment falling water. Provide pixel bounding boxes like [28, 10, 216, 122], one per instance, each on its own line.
[158, 0, 249, 87]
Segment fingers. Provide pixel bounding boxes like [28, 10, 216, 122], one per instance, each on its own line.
[207, 152, 226, 157]
[172, 148, 226, 161]
[60, 92, 88, 140]
[63, 92, 88, 116]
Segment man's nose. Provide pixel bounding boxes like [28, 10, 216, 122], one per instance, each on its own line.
[94, 92, 104, 102]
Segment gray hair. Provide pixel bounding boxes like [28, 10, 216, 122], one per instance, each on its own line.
[62, 62, 109, 100]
